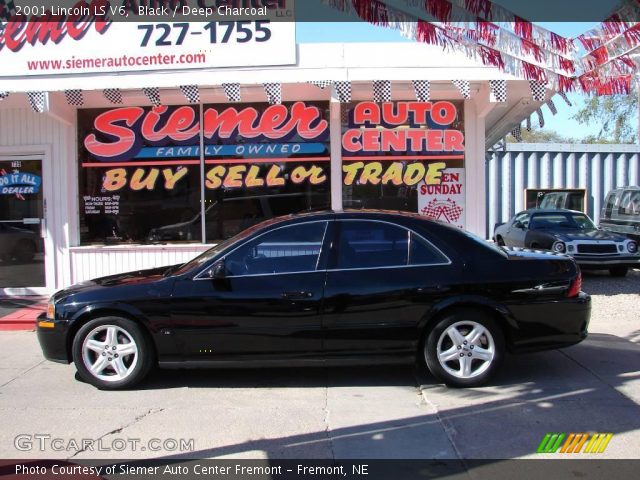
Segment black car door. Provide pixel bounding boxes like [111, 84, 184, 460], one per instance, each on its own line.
[322, 219, 455, 360]
[169, 220, 332, 362]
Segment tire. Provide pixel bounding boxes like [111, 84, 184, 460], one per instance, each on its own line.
[15, 241, 36, 263]
[72, 316, 154, 390]
[609, 267, 629, 277]
[495, 236, 505, 246]
[423, 309, 505, 388]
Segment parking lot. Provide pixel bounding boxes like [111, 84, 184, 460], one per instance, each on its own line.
[0, 270, 638, 461]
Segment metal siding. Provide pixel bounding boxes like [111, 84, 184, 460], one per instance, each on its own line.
[69, 246, 210, 284]
[487, 146, 640, 238]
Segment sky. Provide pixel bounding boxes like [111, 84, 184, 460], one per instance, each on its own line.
[295, 20, 618, 142]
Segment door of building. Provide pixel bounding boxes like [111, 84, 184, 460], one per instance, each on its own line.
[0, 159, 47, 291]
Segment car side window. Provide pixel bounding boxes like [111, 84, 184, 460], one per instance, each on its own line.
[513, 213, 529, 228]
[620, 191, 640, 216]
[409, 232, 449, 265]
[335, 221, 409, 269]
[224, 222, 327, 276]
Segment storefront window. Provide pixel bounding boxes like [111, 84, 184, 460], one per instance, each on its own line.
[77, 102, 330, 245]
[201, 102, 330, 243]
[341, 101, 466, 228]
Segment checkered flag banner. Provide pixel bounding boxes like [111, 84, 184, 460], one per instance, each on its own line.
[489, 80, 507, 103]
[420, 198, 464, 223]
[0, 0, 17, 21]
[333, 81, 351, 103]
[64, 89, 84, 107]
[0, 91, 9, 101]
[546, 98, 558, 115]
[558, 92, 573, 107]
[413, 80, 430, 102]
[103, 89, 123, 104]
[536, 108, 545, 128]
[511, 125, 523, 142]
[222, 83, 241, 102]
[529, 80, 546, 102]
[373, 80, 391, 103]
[263, 83, 282, 105]
[525, 115, 532, 132]
[452, 80, 470, 99]
[179, 85, 199, 104]
[27, 91, 46, 113]
[143, 87, 161, 107]
[308, 81, 333, 89]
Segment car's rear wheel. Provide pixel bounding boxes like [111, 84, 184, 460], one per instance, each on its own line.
[609, 266, 629, 277]
[495, 236, 505, 246]
[424, 309, 505, 388]
[72, 317, 154, 390]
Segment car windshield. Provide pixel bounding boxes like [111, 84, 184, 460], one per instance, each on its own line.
[167, 224, 261, 276]
[529, 212, 596, 230]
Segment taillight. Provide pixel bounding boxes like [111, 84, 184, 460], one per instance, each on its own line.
[567, 271, 582, 298]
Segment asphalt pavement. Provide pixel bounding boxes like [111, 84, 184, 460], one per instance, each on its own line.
[0, 270, 638, 461]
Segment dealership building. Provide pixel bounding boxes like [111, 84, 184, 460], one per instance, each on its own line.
[0, 19, 556, 296]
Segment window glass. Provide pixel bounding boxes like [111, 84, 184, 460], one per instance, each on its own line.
[78, 107, 202, 245]
[340, 101, 464, 216]
[567, 193, 584, 211]
[336, 221, 409, 269]
[530, 212, 595, 230]
[77, 102, 330, 246]
[202, 102, 330, 243]
[514, 212, 530, 228]
[224, 222, 327, 276]
[620, 191, 640, 216]
[409, 232, 449, 265]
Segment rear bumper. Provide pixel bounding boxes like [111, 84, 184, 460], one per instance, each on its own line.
[36, 313, 71, 364]
[506, 292, 591, 353]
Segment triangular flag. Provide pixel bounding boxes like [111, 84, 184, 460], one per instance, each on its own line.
[179, 85, 200, 104]
[64, 89, 84, 106]
[27, 91, 46, 113]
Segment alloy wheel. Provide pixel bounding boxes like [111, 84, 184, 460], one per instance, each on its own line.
[81, 325, 139, 382]
[434, 320, 495, 379]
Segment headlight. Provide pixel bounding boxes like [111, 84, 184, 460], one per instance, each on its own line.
[46, 300, 55, 320]
[629, 241, 638, 254]
[552, 241, 566, 253]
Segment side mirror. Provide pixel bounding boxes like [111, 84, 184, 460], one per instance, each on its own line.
[513, 221, 524, 230]
[205, 260, 226, 279]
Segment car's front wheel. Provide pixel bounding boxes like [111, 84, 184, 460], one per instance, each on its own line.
[609, 267, 629, 277]
[72, 317, 154, 390]
[424, 310, 505, 388]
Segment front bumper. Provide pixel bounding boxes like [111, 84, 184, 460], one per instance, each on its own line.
[571, 254, 640, 268]
[506, 292, 591, 353]
[36, 313, 71, 364]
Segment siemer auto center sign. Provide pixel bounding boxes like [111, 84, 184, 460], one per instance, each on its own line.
[0, 1, 296, 76]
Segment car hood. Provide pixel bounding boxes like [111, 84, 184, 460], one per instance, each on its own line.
[51, 265, 176, 302]
[546, 228, 628, 242]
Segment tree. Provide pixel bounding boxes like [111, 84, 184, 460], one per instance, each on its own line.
[572, 94, 638, 144]
[506, 127, 576, 143]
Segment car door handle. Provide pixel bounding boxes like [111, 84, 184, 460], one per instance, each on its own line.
[281, 291, 314, 300]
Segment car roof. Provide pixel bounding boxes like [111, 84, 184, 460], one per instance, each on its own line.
[522, 208, 586, 214]
[251, 209, 447, 229]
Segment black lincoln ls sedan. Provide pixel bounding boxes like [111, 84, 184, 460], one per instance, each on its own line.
[37, 211, 590, 390]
